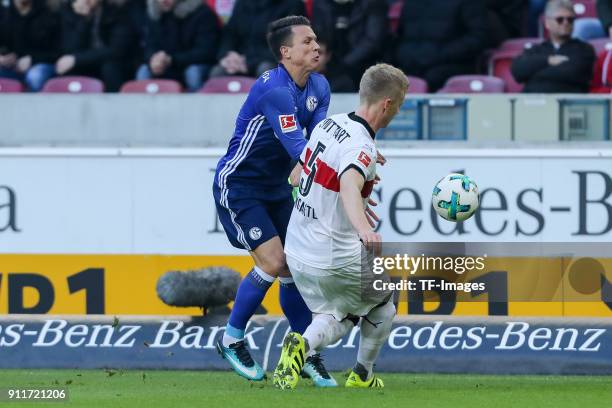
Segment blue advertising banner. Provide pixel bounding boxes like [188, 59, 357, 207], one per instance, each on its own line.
[0, 315, 610, 374]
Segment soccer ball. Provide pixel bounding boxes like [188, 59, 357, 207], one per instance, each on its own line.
[432, 173, 479, 222]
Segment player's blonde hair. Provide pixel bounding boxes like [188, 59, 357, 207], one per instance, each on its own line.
[358, 63, 408, 106]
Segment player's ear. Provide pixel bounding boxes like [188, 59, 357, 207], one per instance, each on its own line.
[280, 45, 291, 60]
[382, 98, 392, 112]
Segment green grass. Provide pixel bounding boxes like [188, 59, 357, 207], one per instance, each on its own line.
[1, 369, 611, 408]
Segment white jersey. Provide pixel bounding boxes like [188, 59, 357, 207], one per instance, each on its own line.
[284, 112, 377, 269]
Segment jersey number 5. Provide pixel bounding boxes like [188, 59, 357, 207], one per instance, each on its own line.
[299, 141, 326, 197]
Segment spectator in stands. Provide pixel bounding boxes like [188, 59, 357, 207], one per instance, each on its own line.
[590, 47, 612, 93]
[511, 0, 595, 93]
[209, 0, 305, 78]
[56, 0, 133, 92]
[485, 0, 527, 47]
[315, 39, 354, 92]
[588, 0, 612, 92]
[392, 0, 488, 92]
[311, 0, 388, 90]
[598, 0, 612, 38]
[125, 0, 147, 78]
[136, 0, 220, 91]
[527, 0, 547, 36]
[208, 0, 235, 23]
[0, 0, 60, 91]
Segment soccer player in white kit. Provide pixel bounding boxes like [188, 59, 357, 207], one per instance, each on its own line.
[273, 64, 409, 390]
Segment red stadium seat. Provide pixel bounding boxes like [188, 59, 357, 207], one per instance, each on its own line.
[588, 38, 612, 56]
[0, 78, 24, 93]
[488, 50, 524, 93]
[572, 0, 597, 18]
[120, 79, 183, 94]
[304, 0, 313, 18]
[388, 0, 403, 34]
[199, 76, 256, 93]
[438, 75, 505, 94]
[41, 76, 104, 93]
[406, 75, 428, 93]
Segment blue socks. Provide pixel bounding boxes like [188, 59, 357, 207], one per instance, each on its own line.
[223, 268, 313, 347]
[224, 267, 274, 346]
[279, 277, 312, 334]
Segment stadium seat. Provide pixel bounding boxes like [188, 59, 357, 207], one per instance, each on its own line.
[41, 76, 104, 93]
[438, 75, 505, 94]
[388, 0, 403, 34]
[572, 0, 597, 18]
[120, 79, 183, 94]
[488, 50, 524, 93]
[304, 0, 313, 18]
[0, 78, 24, 93]
[483, 39, 541, 93]
[588, 38, 612, 56]
[406, 75, 428, 93]
[199, 76, 256, 93]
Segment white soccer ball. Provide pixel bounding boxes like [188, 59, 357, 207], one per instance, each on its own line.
[432, 173, 479, 222]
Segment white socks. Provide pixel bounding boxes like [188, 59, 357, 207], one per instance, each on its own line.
[303, 314, 355, 353]
[357, 301, 396, 378]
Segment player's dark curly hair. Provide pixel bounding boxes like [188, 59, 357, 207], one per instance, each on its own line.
[267, 15, 311, 61]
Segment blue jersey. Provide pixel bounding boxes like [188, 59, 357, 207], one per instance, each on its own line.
[215, 64, 330, 196]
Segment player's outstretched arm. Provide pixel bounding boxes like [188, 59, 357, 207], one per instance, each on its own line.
[340, 169, 382, 252]
[258, 87, 307, 160]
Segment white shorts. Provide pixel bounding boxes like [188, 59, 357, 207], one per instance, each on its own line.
[286, 254, 391, 321]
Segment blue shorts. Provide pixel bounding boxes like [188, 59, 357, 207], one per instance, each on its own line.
[213, 183, 294, 251]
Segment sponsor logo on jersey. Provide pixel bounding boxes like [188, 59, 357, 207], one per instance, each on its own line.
[249, 227, 262, 240]
[306, 96, 318, 112]
[358, 151, 372, 167]
[279, 114, 298, 132]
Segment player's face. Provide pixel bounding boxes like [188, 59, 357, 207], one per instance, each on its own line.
[380, 96, 404, 128]
[286, 25, 320, 71]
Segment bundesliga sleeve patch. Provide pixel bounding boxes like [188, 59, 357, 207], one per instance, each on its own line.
[357, 151, 372, 167]
[279, 114, 298, 133]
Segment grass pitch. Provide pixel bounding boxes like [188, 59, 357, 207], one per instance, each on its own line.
[1, 369, 611, 408]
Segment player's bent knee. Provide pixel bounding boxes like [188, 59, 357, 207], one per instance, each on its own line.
[256, 254, 287, 277]
[369, 301, 396, 322]
[251, 238, 287, 276]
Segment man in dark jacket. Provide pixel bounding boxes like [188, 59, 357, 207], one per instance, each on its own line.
[485, 0, 527, 47]
[511, 0, 595, 93]
[136, 0, 220, 91]
[311, 0, 388, 91]
[598, 0, 612, 38]
[315, 38, 355, 92]
[55, 0, 133, 91]
[0, 0, 60, 91]
[393, 0, 488, 92]
[209, 0, 304, 78]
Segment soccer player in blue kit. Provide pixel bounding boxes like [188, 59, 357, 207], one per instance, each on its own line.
[213, 16, 335, 386]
